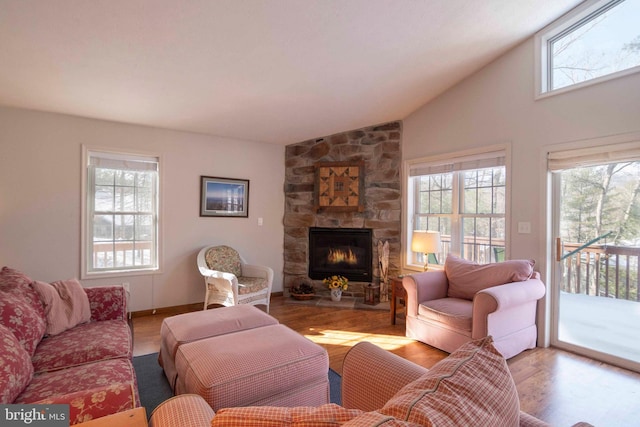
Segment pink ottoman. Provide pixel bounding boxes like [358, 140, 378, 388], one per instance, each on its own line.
[159, 305, 278, 390]
[174, 324, 330, 411]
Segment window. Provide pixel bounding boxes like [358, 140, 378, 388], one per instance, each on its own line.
[536, 0, 640, 97]
[406, 147, 507, 268]
[83, 148, 160, 277]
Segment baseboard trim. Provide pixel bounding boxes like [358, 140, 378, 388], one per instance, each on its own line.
[130, 302, 203, 318]
[130, 292, 284, 318]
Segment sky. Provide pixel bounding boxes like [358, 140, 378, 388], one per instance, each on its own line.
[552, 0, 640, 88]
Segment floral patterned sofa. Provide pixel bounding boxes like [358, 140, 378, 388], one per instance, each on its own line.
[0, 267, 138, 425]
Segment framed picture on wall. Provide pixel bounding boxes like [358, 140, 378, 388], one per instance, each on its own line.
[200, 176, 250, 217]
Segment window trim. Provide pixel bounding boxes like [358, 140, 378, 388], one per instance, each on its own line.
[535, 0, 640, 99]
[402, 144, 511, 272]
[81, 145, 163, 279]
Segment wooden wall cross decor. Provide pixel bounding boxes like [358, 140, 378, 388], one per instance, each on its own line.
[314, 161, 365, 212]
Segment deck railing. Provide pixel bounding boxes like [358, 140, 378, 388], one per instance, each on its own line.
[92, 240, 153, 269]
[559, 241, 640, 302]
[423, 236, 506, 266]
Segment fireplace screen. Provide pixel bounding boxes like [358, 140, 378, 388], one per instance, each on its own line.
[308, 227, 372, 282]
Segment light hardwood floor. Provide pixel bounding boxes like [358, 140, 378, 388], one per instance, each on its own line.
[132, 296, 640, 427]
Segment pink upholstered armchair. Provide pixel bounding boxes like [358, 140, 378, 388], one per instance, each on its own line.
[403, 255, 546, 359]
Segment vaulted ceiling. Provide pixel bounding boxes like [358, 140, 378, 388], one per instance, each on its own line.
[0, 0, 584, 144]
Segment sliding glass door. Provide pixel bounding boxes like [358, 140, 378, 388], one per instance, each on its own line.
[550, 143, 640, 371]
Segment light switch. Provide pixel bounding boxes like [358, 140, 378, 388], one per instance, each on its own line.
[517, 222, 531, 234]
[258, 217, 263, 226]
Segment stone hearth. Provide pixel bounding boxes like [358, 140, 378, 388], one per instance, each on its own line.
[283, 121, 402, 296]
[284, 292, 391, 311]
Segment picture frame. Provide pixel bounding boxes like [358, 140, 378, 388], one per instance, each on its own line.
[200, 176, 249, 217]
[314, 160, 365, 212]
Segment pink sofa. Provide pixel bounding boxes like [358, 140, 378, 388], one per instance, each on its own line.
[0, 267, 138, 425]
[404, 255, 546, 359]
[148, 336, 592, 426]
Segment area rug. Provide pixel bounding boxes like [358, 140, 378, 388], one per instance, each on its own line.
[133, 352, 342, 418]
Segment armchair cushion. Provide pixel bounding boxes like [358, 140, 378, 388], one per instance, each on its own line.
[445, 255, 535, 300]
[419, 298, 472, 332]
[32, 279, 91, 336]
[238, 276, 270, 295]
[380, 336, 520, 427]
[205, 245, 242, 277]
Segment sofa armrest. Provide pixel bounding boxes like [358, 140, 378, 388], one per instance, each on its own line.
[472, 278, 546, 338]
[474, 278, 545, 314]
[85, 285, 128, 322]
[402, 271, 448, 317]
[149, 394, 215, 427]
[342, 341, 428, 412]
[520, 411, 552, 427]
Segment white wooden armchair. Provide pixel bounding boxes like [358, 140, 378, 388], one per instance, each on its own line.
[197, 245, 274, 312]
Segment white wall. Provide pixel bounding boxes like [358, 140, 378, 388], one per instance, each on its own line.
[0, 107, 285, 311]
[403, 37, 640, 343]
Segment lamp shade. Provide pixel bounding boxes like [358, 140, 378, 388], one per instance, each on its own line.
[411, 230, 441, 254]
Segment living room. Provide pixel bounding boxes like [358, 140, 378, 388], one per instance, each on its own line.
[1, 0, 640, 425]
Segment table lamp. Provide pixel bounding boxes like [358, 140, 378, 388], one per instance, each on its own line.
[411, 230, 441, 271]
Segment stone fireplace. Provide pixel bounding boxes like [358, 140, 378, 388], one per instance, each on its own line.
[283, 121, 402, 296]
[308, 227, 372, 282]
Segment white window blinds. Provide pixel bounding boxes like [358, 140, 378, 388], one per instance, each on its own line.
[409, 149, 506, 176]
[89, 151, 158, 172]
[548, 141, 640, 171]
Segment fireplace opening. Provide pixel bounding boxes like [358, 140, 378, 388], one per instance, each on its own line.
[308, 227, 372, 282]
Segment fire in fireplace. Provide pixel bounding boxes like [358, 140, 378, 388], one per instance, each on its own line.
[328, 248, 358, 265]
[308, 227, 372, 282]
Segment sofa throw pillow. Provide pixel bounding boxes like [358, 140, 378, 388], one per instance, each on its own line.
[445, 255, 535, 300]
[32, 279, 91, 336]
[380, 336, 520, 427]
[210, 404, 365, 427]
[0, 266, 46, 317]
[0, 323, 34, 403]
[0, 289, 47, 355]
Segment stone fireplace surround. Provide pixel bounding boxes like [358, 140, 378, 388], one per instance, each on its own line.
[283, 121, 402, 297]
